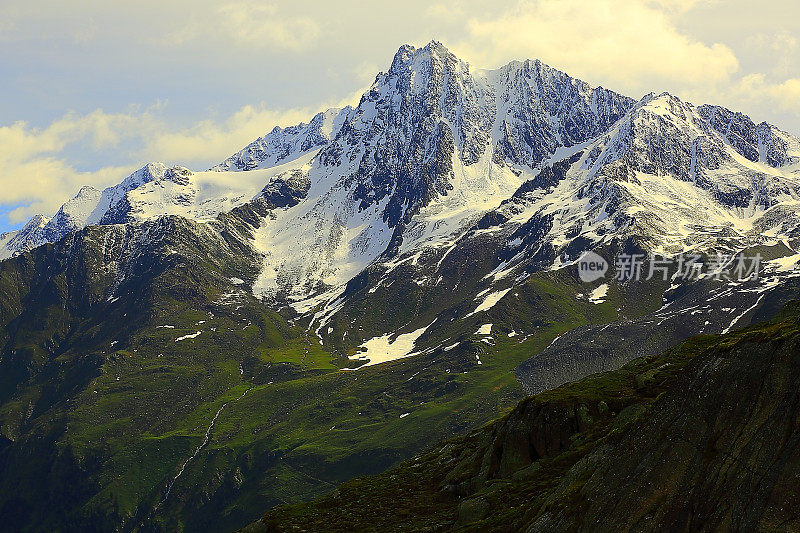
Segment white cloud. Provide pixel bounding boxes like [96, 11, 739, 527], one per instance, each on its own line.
[153, 14, 203, 47]
[426, 3, 465, 19]
[746, 31, 798, 78]
[2, 163, 137, 224]
[731, 74, 800, 114]
[352, 62, 381, 85]
[450, 0, 738, 95]
[145, 87, 364, 165]
[0, 88, 365, 224]
[0, 114, 152, 223]
[646, 0, 710, 12]
[145, 105, 317, 165]
[150, 1, 322, 51]
[0, 0, 321, 52]
[216, 2, 320, 51]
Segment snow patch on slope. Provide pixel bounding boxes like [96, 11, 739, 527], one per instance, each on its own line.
[348, 322, 433, 368]
[466, 288, 512, 317]
[589, 284, 608, 304]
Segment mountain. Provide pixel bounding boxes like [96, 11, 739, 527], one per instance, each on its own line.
[4, 43, 799, 300]
[211, 107, 351, 172]
[248, 303, 800, 532]
[0, 163, 166, 259]
[1, 41, 800, 531]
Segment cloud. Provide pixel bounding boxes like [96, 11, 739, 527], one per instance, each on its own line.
[145, 88, 365, 165]
[216, 2, 320, 51]
[732, 74, 800, 114]
[681, 71, 800, 123]
[145, 105, 318, 165]
[1, 162, 136, 224]
[0, 0, 321, 52]
[0, 107, 164, 165]
[450, 0, 738, 95]
[0, 114, 151, 222]
[646, 0, 710, 12]
[746, 31, 798, 78]
[426, 3, 465, 19]
[746, 32, 798, 52]
[150, 1, 322, 51]
[352, 61, 381, 85]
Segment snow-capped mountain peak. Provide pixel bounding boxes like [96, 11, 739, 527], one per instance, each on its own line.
[489, 90, 800, 272]
[3, 42, 800, 312]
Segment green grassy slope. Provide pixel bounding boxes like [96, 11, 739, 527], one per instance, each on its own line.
[247, 302, 800, 532]
[0, 219, 651, 532]
[0, 214, 649, 532]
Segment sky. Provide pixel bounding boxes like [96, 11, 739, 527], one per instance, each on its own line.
[1, 0, 799, 233]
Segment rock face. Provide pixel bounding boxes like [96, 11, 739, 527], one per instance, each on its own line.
[251, 305, 800, 532]
[515, 269, 800, 396]
[489, 58, 634, 168]
[0, 163, 168, 258]
[211, 107, 350, 172]
[531, 331, 800, 532]
[698, 103, 800, 167]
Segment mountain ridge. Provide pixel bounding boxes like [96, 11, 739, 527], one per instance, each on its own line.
[3, 40, 800, 368]
[3, 42, 797, 270]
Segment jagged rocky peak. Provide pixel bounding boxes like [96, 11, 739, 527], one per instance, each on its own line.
[5, 184, 106, 257]
[580, 92, 800, 208]
[128, 162, 168, 185]
[351, 39, 493, 163]
[484, 89, 800, 269]
[212, 106, 351, 172]
[243, 43, 642, 302]
[311, 40, 496, 228]
[162, 165, 193, 185]
[4, 40, 800, 276]
[0, 162, 179, 259]
[488, 58, 635, 168]
[387, 40, 471, 92]
[306, 42, 637, 232]
[45, 185, 104, 237]
[1, 214, 50, 255]
[58, 185, 102, 217]
[21, 213, 50, 231]
[697, 103, 800, 168]
[212, 41, 638, 214]
[119, 162, 189, 186]
[582, 92, 706, 182]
